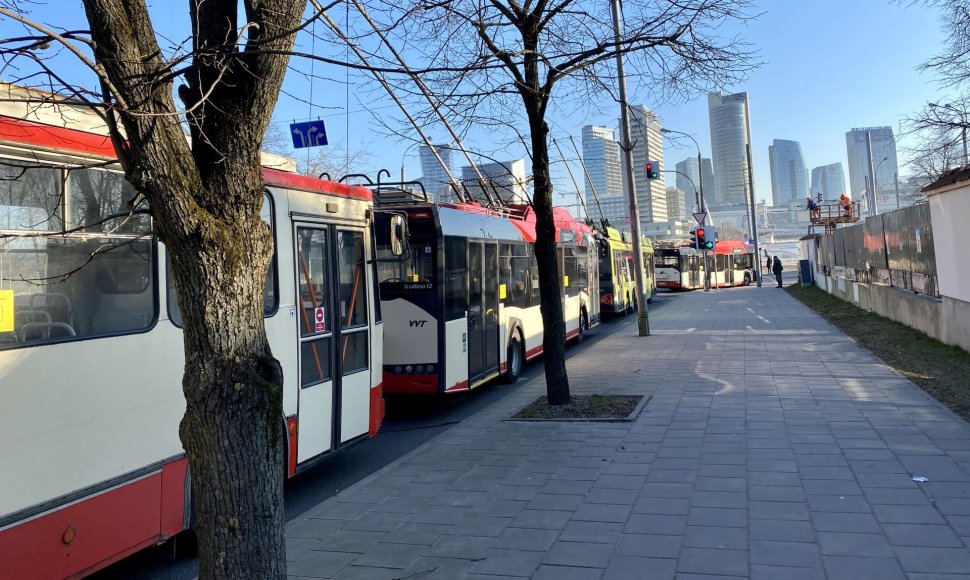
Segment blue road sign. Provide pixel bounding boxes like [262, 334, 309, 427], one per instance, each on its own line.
[290, 120, 328, 149]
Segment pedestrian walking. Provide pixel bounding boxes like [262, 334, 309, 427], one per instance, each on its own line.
[772, 256, 784, 288]
[765, 250, 771, 272]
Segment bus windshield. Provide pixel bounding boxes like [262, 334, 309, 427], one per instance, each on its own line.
[656, 250, 681, 268]
[375, 212, 436, 289]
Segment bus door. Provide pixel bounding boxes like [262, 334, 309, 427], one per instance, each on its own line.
[294, 224, 371, 462]
[467, 241, 500, 384]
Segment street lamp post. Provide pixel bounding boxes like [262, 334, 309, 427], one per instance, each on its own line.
[874, 156, 888, 211]
[400, 139, 426, 184]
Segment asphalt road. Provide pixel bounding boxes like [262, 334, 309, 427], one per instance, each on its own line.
[89, 293, 676, 579]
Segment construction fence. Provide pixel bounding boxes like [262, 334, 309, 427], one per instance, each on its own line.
[816, 202, 938, 298]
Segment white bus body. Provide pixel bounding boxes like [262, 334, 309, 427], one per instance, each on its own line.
[0, 115, 384, 579]
[375, 201, 598, 394]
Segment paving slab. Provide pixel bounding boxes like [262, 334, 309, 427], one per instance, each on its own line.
[286, 284, 970, 578]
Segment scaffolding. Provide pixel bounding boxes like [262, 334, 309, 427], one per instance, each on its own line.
[811, 201, 861, 232]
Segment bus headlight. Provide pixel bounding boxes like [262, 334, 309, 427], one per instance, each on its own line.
[394, 366, 402, 373]
[416, 365, 424, 373]
[426, 364, 434, 373]
[405, 365, 413, 373]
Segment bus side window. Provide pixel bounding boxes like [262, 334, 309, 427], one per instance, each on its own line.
[529, 245, 541, 307]
[444, 237, 467, 321]
[1, 163, 157, 349]
[510, 243, 529, 309]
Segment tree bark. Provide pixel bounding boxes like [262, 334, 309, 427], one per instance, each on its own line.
[519, 25, 570, 405]
[79, 0, 306, 577]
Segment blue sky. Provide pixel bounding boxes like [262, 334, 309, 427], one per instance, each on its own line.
[270, 0, 953, 206]
[0, 0, 955, 207]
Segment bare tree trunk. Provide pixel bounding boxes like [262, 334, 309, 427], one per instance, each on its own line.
[172, 206, 284, 579]
[529, 115, 570, 404]
[520, 31, 570, 405]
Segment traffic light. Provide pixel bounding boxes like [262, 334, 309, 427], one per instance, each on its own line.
[694, 226, 715, 250]
[645, 161, 659, 180]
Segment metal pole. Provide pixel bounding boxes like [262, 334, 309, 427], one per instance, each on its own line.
[745, 142, 762, 287]
[610, 0, 649, 337]
[957, 107, 969, 166]
[865, 130, 878, 217]
[895, 172, 900, 210]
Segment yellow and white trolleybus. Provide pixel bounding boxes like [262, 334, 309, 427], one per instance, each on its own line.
[0, 109, 389, 578]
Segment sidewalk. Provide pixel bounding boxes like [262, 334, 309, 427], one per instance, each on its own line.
[286, 284, 970, 580]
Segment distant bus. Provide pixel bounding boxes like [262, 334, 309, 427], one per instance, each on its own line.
[655, 240, 755, 290]
[374, 193, 598, 394]
[598, 226, 655, 315]
[0, 113, 394, 579]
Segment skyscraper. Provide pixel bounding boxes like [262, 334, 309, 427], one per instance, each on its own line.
[581, 125, 627, 226]
[768, 139, 808, 206]
[810, 163, 846, 201]
[665, 187, 687, 221]
[419, 143, 457, 202]
[625, 104, 667, 224]
[461, 159, 529, 204]
[845, 127, 898, 210]
[708, 91, 753, 207]
[675, 156, 713, 211]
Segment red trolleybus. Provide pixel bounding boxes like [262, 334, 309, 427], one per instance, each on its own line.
[655, 240, 755, 290]
[0, 96, 392, 578]
[374, 190, 598, 393]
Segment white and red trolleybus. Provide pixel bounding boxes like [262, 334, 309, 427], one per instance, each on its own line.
[655, 239, 755, 290]
[373, 189, 599, 394]
[0, 103, 390, 578]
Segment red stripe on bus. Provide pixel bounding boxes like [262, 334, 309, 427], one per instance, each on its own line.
[383, 372, 439, 394]
[369, 383, 384, 437]
[525, 345, 543, 360]
[0, 457, 189, 580]
[262, 167, 372, 201]
[0, 116, 116, 158]
[565, 329, 579, 340]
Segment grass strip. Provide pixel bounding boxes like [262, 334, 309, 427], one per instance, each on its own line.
[786, 283, 970, 421]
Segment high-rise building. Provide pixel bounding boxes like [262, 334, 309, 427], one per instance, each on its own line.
[461, 159, 529, 205]
[768, 139, 808, 207]
[625, 105, 667, 225]
[581, 125, 627, 226]
[675, 156, 713, 211]
[810, 162, 846, 202]
[708, 91, 753, 207]
[845, 127, 898, 213]
[419, 143, 457, 202]
[665, 187, 687, 221]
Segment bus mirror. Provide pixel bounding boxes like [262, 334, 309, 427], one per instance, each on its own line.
[390, 214, 406, 257]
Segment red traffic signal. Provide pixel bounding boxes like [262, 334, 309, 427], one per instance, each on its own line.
[645, 161, 659, 180]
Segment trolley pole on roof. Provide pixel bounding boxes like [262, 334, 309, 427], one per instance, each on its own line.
[610, 0, 649, 337]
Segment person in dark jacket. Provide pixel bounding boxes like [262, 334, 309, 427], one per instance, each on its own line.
[772, 256, 783, 287]
[765, 251, 771, 272]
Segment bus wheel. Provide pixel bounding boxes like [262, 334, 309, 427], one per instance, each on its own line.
[743, 273, 752, 286]
[505, 333, 524, 383]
